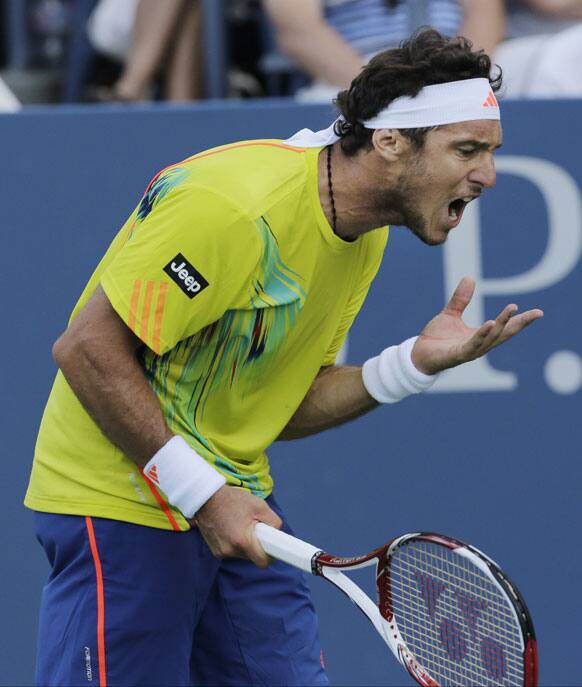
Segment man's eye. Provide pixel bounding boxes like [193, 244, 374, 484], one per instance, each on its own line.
[458, 148, 475, 156]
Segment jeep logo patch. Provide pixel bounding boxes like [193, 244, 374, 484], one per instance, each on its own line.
[163, 253, 209, 299]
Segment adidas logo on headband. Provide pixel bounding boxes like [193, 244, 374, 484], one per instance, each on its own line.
[483, 90, 498, 108]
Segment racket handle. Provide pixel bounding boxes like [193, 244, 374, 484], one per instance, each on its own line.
[255, 523, 322, 574]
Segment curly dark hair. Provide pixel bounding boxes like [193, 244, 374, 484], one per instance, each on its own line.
[334, 28, 502, 155]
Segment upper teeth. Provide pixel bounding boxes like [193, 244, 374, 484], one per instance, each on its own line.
[462, 197, 473, 202]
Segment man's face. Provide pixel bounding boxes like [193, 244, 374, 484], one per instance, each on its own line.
[376, 120, 502, 245]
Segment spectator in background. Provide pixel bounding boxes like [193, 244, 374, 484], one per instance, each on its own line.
[262, 0, 505, 101]
[494, 0, 582, 98]
[88, 0, 202, 102]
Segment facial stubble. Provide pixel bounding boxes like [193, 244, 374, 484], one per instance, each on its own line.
[372, 151, 441, 246]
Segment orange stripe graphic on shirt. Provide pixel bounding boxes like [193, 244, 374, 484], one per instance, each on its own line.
[189, 141, 306, 162]
[152, 283, 168, 353]
[139, 468, 182, 531]
[140, 281, 155, 342]
[85, 517, 107, 686]
[146, 142, 305, 192]
[128, 280, 142, 333]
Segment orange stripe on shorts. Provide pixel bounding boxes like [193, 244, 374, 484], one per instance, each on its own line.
[85, 517, 107, 686]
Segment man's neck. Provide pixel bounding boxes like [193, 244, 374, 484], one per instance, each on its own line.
[317, 143, 399, 240]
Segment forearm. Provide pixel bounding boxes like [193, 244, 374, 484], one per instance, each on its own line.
[279, 25, 363, 87]
[53, 287, 173, 466]
[278, 365, 377, 440]
[460, 0, 505, 56]
[53, 290, 277, 545]
[54, 319, 228, 519]
[263, 0, 362, 88]
[524, 0, 582, 19]
[55, 338, 172, 466]
[279, 335, 445, 441]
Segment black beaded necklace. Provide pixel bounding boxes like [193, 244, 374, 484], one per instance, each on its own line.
[326, 144, 337, 235]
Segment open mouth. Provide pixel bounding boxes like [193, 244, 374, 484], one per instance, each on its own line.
[447, 196, 475, 227]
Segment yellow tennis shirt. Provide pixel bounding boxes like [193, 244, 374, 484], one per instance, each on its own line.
[25, 141, 388, 530]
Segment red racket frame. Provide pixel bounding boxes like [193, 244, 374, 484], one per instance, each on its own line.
[315, 532, 538, 687]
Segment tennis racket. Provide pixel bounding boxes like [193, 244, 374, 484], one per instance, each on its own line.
[255, 525, 537, 687]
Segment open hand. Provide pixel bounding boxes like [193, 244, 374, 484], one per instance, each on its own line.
[411, 277, 544, 375]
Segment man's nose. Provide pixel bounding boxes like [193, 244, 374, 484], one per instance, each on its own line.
[469, 156, 496, 189]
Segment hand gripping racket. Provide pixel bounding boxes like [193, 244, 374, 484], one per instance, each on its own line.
[255, 525, 538, 687]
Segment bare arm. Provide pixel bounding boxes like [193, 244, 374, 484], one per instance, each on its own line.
[53, 286, 281, 566]
[262, 0, 363, 87]
[279, 278, 543, 440]
[279, 365, 378, 440]
[53, 286, 173, 464]
[522, 0, 582, 19]
[459, 0, 506, 56]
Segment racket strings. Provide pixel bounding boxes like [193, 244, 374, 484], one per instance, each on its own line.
[390, 548, 521, 685]
[388, 541, 524, 686]
[393, 559, 523, 651]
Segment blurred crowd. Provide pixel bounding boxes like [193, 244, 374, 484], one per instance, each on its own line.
[1, 0, 581, 112]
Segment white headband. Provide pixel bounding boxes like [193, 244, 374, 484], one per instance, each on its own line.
[285, 78, 500, 148]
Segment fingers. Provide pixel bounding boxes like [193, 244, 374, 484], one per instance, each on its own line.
[249, 508, 283, 569]
[465, 305, 544, 358]
[443, 277, 476, 316]
[480, 303, 519, 347]
[247, 530, 271, 568]
[196, 486, 284, 568]
[494, 308, 544, 343]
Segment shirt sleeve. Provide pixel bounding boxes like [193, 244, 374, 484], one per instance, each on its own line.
[321, 228, 388, 367]
[101, 179, 261, 355]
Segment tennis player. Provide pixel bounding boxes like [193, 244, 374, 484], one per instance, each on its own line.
[25, 29, 542, 686]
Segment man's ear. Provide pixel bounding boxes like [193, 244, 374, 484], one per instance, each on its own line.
[372, 128, 410, 162]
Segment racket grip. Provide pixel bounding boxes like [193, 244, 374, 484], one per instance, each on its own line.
[255, 523, 321, 574]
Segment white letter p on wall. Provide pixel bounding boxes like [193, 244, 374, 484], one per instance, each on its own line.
[433, 156, 582, 393]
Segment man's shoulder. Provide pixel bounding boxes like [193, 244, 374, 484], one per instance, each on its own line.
[174, 139, 313, 217]
[183, 139, 310, 168]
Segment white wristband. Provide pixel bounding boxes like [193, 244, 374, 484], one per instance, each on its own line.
[362, 336, 440, 404]
[143, 436, 226, 518]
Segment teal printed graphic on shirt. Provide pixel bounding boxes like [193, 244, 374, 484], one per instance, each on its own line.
[141, 216, 306, 496]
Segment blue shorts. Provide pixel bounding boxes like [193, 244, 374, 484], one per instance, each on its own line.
[34, 495, 328, 686]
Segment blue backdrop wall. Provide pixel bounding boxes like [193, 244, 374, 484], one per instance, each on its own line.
[1, 99, 580, 686]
